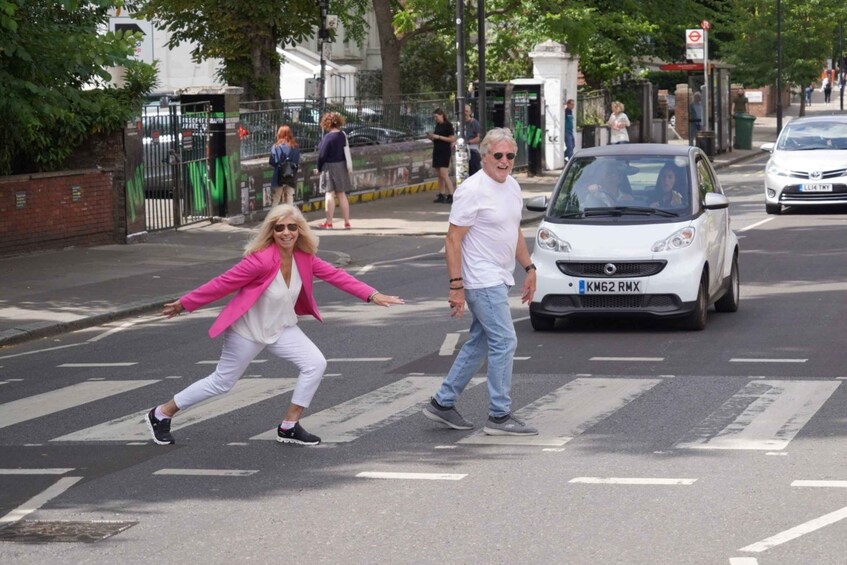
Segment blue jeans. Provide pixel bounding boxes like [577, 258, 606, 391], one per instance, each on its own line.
[434, 284, 517, 417]
[565, 131, 575, 160]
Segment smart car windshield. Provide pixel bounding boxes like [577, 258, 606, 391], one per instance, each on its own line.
[550, 155, 692, 219]
[776, 121, 847, 151]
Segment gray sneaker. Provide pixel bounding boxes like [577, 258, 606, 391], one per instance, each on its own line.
[483, 414, 538, 436]
[422, 398, 474, 430]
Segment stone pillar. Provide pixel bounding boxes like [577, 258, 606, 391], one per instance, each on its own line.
[529, 41, 579, 170]
[180, 86, 244, 219]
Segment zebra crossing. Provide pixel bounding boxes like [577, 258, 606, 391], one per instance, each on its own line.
[0, 375, 841, 450]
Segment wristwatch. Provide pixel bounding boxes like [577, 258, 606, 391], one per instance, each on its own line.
[525, 263, 537, 273]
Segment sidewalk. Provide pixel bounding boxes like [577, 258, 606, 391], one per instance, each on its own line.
[0, 98, 835, 347]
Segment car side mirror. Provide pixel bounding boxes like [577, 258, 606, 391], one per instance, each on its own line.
[526, 195, 549, 212]
[761, 142, 775, 152]
[703, 192, 729, 210]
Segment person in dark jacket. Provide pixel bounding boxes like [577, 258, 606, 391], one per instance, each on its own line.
[270, 125, 301, 206]
[316, 112, 353, 229]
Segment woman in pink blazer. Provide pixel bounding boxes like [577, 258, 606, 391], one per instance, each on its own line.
[145, 204, 404, 446]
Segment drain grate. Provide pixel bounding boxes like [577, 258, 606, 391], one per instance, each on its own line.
[0, 520, 137, 543]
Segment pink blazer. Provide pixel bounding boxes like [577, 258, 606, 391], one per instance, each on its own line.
[179, 245, 376, 338]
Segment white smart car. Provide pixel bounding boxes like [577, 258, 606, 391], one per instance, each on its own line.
[526, 144, 740, 331]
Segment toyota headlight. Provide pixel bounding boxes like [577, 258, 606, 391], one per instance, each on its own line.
[536, 227, 571, 252]
[766, 160, 792, 177]
[652, 227, 695, 252]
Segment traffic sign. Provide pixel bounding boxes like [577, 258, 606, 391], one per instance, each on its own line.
[701, 20, 711, 30]
[686, 28, 704, 60]
[686, 29, 703, 45]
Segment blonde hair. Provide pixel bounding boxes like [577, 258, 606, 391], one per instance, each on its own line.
[244, 204, 318, 256]
[611, 101, 625, 113]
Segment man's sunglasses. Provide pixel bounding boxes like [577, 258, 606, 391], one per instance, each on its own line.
[492, 152, 516, 161]
[273, 223, 299, 233]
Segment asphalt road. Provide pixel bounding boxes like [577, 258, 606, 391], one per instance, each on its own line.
[3, 155, 847, 564]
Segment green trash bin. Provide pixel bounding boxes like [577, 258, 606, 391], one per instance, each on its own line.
[734, 113, 756, 150]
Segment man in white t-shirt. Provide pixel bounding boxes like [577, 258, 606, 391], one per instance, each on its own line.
[422, 128, 539, 436]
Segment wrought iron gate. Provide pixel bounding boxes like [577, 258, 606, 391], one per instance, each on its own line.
[142, 101, 212, 231]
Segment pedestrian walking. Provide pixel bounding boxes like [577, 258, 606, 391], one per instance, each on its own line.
[269, 125, 300, 206]
[463, 104, 482, 176]
[805, 84, 814, 106]
[316, 112, 353, 229]
[144, 204, 404, 446]
[422, 127, 539, 436]
[428, 108, 456, 203]
[689, 93, 703, 144]
[823, 76, 832, 105]
[564, 98, 575, 161]
[607, 101, 631, 144]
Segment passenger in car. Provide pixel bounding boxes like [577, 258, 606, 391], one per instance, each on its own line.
[650, 164, 686, 208]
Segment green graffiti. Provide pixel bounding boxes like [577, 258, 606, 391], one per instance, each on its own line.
[211, 152, 240, 205]
[186, 161, 211, 214]
[513, 120, 543, 149]
[126, 164, 144, 223]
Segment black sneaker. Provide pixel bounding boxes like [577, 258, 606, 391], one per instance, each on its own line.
[145, 409, 175, 445]
[445, 195, 453, 204]
[433, 193, 445, 203]
[277, 422, 321, 446]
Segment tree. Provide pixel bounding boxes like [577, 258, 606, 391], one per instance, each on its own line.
[0, 0, 157, 175]
[132, 0, 370, 102]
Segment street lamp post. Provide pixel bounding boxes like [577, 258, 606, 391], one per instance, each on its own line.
[318, 0, 329, 120]
[454, 0, 469, 185]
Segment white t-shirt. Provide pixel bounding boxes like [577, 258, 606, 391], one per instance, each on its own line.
[448, 171, 522, 289]
[232, 261, 302, 344]
[608, 112, 630, 143]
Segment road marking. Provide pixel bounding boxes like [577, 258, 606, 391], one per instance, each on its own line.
[251, 377, 484, 442]
[196, 359, 267, 365]
[730, 358, 807, 363]
[88, 315, 160, 342]
[153, 469, 258, 477]
[460, 377, 662, 447]
[675, 380, 840, 450]
[0, 342, 84, 361]
[569, 477, 696, 485]
[52, 378, 298, 442]
[590, 357, 665, 362]
[57, 362, 138, 367]
[327, 357, 392, 362]
[740, 505, 847, 553]
[356, 472, 466, 481]
[792, 480, 847, 488]
[355, 251, 443, 276]
[0, 476, 83, 525]
[738, 217, 774, 232]
[0, 380, 158, 430]
[729, 558, 758, 565]
[0, 468, 74, 475]
[439, 333, 460, 356]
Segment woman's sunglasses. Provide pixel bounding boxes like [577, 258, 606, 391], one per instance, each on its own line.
[492, 152, 516, 161]
[273, 223, 299, 233]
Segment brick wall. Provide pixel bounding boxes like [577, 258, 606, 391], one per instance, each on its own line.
[0, 170, 117, 256]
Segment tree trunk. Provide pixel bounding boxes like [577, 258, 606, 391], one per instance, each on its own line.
[372, 0, 402, 119]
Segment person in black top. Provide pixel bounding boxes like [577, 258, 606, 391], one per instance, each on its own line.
[427, 108, 456, 203]
[316, 112, 352, 229]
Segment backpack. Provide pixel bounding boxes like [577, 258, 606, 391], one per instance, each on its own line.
[270, 145, 296, 178]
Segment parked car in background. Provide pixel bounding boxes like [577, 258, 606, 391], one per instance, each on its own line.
[344, 125, 413, 146]
[525, 144, 740, 331]
[761, 115, 847, 214]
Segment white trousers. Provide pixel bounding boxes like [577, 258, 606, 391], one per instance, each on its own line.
[174, 326, 327, 411]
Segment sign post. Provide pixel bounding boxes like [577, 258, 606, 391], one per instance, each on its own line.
[701, 20, 711, 132]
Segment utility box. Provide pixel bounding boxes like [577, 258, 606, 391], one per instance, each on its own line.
[305, 78, 320, 100]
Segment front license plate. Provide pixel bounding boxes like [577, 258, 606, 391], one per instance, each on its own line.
[800, 183, 833, 192]
[578, 279, 643, 294]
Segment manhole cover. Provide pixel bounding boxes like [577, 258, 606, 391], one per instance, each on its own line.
[0, 520, 137, 543]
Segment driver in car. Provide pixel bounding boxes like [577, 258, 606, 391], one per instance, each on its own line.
[586, 167, 634, 207]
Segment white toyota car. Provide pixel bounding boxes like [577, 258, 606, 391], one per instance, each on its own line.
[762, 115, 847, 214]
[526, 144, 740, 331]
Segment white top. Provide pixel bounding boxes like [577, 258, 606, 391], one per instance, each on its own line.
[232, 261, 302, 344]
[448, 171, 522, 289]
[608, 112, 631, 143]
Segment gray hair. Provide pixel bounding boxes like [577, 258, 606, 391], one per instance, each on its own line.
[480, 127, 517, 157]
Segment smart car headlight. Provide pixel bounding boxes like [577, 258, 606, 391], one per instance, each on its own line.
[536, 227, 571, 252]
[766, 160, 792, 177]
[652, 226, 695, 252]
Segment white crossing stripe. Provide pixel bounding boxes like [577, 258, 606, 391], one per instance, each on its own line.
[0, 476, 83, 525]
[52, 378, 298, 442]
[590, 357, 664, 362]
[729, 558, 759, 565]
[730, 358, 807, 363]
[327, 357, 392, 362]
[791, 480, 847, 488]
[439, 333, 460, 356]
[251, 377, 484, 442]
[459, 377, 663, 447]
[0, 380, 158, 430]
[569, 477, 696, 485]
[675, 380, 840, 451]
[153, 469, 258, 477]
[356, 472, 466, 481]
[0, 468, 74, 475]
[739, 505, 847, 553]
[58, 363, 138, 367]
